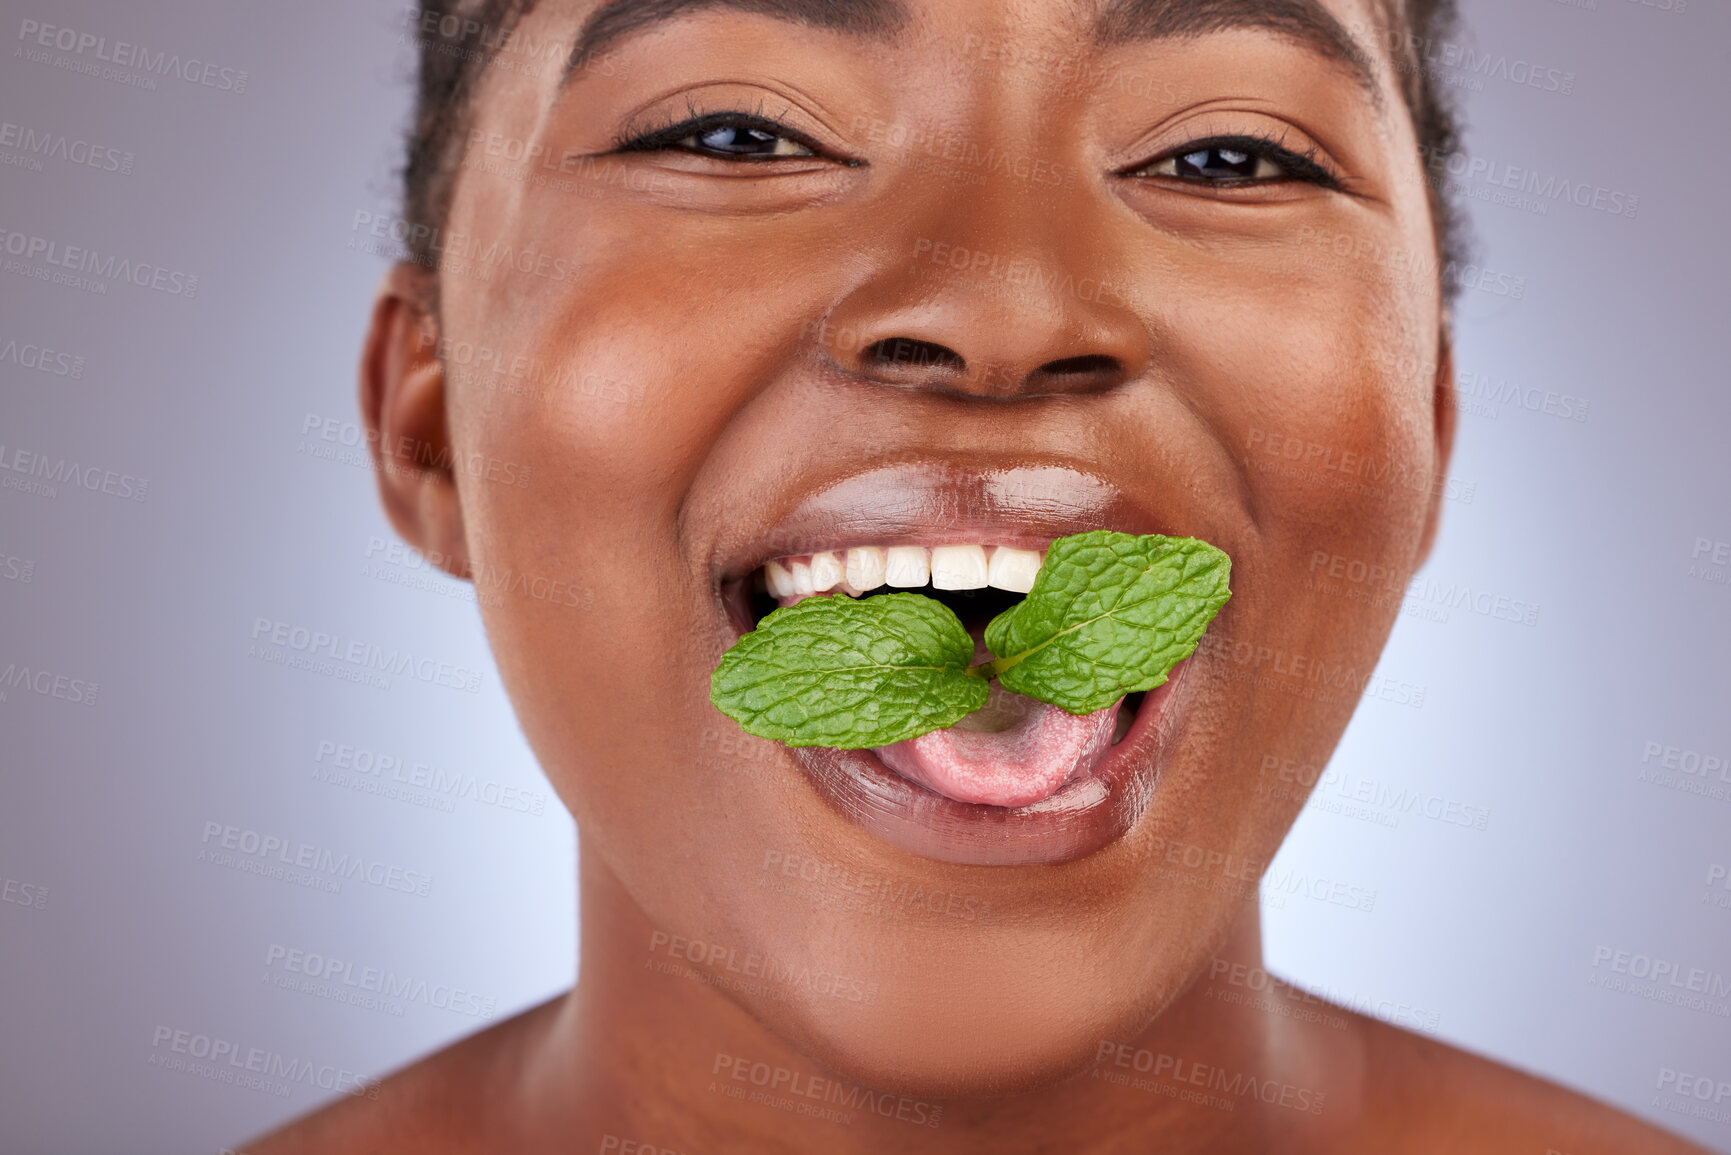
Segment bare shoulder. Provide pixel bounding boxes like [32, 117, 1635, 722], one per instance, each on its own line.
[1342, 1010, 1713, 1155]
[234, 990, 1712, 1154]
[240, 993, 565, 1155]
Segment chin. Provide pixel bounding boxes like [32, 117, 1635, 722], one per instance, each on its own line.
[722, 877, 1203, 1101]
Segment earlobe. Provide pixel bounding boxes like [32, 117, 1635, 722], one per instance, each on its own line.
[359, 263, 471, 580]
[1413, 324, 1457, 570]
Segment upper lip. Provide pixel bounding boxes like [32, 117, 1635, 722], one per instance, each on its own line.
[713, 460, 1181, 587]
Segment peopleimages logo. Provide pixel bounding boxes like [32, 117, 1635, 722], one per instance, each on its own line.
[0, 549, 34, 583]
[314, 738, 549, 816]
[0, 336, 84, 378]
[1351, 19, 1576, 96]
[1658, 1067, 1730, 1104]
[1094, 1041, 1327, 1115]
[1, 873, 49, 911]
[1421, 146, 1638, 219]
[249, 617, 485, 694]
[1589, 945, 1731, 1006]
[0, 120, 134, 175]
[16, 19, 249, 92]
[0, 660, 99, 706]
[199, 821, 435, 897]
[0, 442, 147, 504]
[1403, 576, 1541, 628]
[348, 210, 577, 283]
[264, 944, 499, 1018]
[0, 226, 199, 297]
[148, 1025, 377, 1100]
[710, 1052, 943, 1128]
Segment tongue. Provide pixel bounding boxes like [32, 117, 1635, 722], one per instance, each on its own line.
[874, 680, 1120, 808]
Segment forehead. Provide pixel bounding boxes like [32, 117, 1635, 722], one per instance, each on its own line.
[532, 0, 1398, 99]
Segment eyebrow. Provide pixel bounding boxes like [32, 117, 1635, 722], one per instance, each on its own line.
[1093, 0, 1382, 105]
[559, 0, 1382, 107]
[564, 0, 908, 83]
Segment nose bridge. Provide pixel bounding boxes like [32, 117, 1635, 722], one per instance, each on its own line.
[821, 161, 1151, 399]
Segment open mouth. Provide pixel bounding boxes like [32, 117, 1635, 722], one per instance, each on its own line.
[728, 544, 1145, 810]
[710, 464, 1195, 866]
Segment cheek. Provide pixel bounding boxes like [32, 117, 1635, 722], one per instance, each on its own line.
[430, 255, 816, 879]
[439, 216, 764, 586]
[1136, 245, 1441, 847]
[1202, 237, 1440, 558]
[442, 189, 855, 517]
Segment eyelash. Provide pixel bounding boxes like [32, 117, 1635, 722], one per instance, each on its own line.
[1127, 133, 1342, 190]
[613, 102, 834, 161]
[614, 110, 1338, 189]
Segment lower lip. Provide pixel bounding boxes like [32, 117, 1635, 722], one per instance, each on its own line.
[787, 665, 1190, 867]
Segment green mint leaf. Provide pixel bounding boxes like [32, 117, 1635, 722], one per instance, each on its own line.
[711, 592, 990, 749]
[981, 531, 1232, 714]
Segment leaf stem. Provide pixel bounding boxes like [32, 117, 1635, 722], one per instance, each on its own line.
[965, 653, 1023, 681]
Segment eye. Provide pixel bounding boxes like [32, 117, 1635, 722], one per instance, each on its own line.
[615, 112, 822, 161]
[1130, 134, 1340, 189]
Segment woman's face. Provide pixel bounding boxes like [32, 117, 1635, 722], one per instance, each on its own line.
[404, 0, 1450, 1096]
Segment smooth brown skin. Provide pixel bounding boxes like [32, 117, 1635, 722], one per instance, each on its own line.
[254, 0, 1705, 1151]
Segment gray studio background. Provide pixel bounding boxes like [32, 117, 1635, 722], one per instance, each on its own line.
[2, 0, 1727, 1150]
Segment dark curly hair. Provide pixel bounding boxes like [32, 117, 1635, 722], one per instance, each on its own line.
[398, 0, 1465, 301]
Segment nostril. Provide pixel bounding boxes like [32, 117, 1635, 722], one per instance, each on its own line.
[863, 338, 967, 375]
[1037, 354, 1120, 379]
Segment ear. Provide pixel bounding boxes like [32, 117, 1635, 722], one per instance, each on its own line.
[1412, 322, 1457, 570]
[359, 263, 470, 580]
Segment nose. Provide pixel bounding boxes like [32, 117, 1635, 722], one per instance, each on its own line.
[817, 179, 1152, 400]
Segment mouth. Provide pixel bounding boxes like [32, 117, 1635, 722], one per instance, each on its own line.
[713, 464, 1196, 866]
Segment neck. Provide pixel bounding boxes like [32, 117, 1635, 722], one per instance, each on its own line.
[515, 844, 1362, 1153]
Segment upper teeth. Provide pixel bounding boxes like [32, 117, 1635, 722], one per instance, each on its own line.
[885, 546, 930, 588]
[763, 545, 1043, 598]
